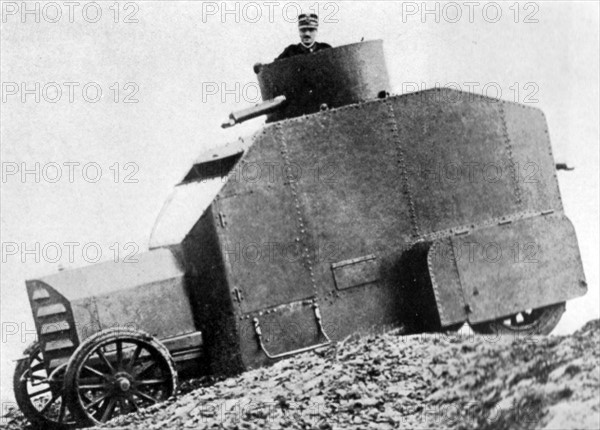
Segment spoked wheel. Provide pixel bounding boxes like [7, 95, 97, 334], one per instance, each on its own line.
[63, 328, 177, 427]
[13, 342, 76, 429]
[471, 302, 566, 336]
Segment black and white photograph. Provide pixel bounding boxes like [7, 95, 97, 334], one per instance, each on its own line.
[1, 1, 599, 429]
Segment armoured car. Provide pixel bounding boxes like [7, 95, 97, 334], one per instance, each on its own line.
[13, 40, 586, 428]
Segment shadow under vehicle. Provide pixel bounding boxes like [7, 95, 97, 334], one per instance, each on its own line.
[13, 40, 587, 428]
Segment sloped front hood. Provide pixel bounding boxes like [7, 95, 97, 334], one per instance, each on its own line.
[27, 248, 196, 366]
[33, 248, 185, 302]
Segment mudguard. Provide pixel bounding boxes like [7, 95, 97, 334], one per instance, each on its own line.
[427, 213, 587, 326]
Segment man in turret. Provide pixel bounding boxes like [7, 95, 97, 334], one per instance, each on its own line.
[276, 13, 332, 60]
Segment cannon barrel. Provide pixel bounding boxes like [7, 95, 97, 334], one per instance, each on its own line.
[221, 95, 286, 128]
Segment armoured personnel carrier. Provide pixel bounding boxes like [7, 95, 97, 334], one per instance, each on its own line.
[13, 40, 586, 428]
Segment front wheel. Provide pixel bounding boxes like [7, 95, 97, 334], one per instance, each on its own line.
[13, 342, 75, 429]
[63, 328, 177, 427]
[471, 302, 566, 336]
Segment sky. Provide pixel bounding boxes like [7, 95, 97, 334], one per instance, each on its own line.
[1, 1, 599, 404]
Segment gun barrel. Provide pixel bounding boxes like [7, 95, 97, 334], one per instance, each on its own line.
[222, 96, 287, 128]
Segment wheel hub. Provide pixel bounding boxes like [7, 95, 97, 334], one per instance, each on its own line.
[116, 377, 131, 392]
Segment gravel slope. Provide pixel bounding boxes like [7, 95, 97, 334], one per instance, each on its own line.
[3, 320, 599, 430]
[106, 320, 600, 430]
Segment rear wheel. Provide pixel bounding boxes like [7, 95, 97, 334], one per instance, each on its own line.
[13, 342, 75, 429]
[63, 328, 177, 427]
[471, 302, 565, 336]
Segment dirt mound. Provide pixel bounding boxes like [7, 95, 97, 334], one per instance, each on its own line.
[103, 320, 599, 430]
[3, 321, 598, 430]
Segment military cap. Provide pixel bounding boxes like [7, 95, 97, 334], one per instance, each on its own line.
[298, 13, 319, 29]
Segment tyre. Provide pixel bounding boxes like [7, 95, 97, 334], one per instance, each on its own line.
[471, 302, 566, 336]
[13, 342, 75, 429]
[63, 328, 177, 427]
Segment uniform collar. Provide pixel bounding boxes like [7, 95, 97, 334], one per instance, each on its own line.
[300, 41, 316, 51]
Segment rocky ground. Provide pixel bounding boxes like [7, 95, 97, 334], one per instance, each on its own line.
[2, 320, 599, 430]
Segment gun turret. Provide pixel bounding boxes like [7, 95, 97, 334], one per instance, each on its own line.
[222, 41, 390, 128]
